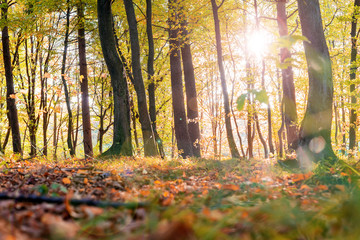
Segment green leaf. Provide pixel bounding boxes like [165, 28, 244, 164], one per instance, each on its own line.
[290, 35, 309, 43]
[34, 184, 48, 196]
[254, 90, 268, 104]
[236, 94, 247, 111]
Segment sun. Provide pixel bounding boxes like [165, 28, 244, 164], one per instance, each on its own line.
[247, 30, 272, 58]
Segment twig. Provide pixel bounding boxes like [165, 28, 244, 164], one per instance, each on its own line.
[0, 193, 148, 210]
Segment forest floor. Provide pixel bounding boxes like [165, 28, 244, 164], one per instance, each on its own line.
[0, 156, 359, 239]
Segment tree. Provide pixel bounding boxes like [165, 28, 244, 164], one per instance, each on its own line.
[349, 0, 360, 152]
[77, 0, 93, 158]
[211, 0, 240, 159]
[277, 0, 298, 151]
[60, 0, 75, 156]
[297, 0, 337, 165]
[1, 0, 22, 154]
[168, 0, 193, 158]
[146, 0, 165, 158]
[179, 1, 201, 158]
[98, 0, 132, 156]
[123, 0, 158, 157]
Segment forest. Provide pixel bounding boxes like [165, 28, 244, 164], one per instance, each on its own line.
[0, 0, 360, 239]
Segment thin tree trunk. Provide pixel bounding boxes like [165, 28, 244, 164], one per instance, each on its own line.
[53, 110, 57, 158]
[254, 112, 268, 158]
[278, 100, 285, 158]
[225, 20, 245, 158]
[277, 0, 298, 151]
[168, 0, 193, 158]
[211, 0, 240, 159]
[340, 83, 346, 154]
[1, 0, 22, 154]
[297, 0, 337, 163]
[1, 127, 10, 153]
[260, 61, 275, 155]
[78, 0, 93, 158]
[179, 4, 201, 158]
[130, 96, 139, 152]
[349, 0, 360, 151]
[146, 0, 165, 158]
[123, 0, 158, 157]
[61, 0, 75, 156]
[98, 0, 132, 156]
[246, 63, 253, 158]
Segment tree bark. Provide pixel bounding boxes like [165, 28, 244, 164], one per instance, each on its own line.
[1, 0, 22, 154]
[61, 0, 75, 156]
[211, 0, 240, 159]
[349, 0, 360, 152]
[277, 0, 298, 151]
[168, 0, 193, 158]
[179, 5, 201, 158]
[98, 0, 132, 156]
[123, 0, 158, 157]
[297, 0, 337, 163]
[78, 0, 93, 158]
[146, 0, 165, 158]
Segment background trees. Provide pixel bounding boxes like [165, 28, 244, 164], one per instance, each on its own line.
[0, 0, 357, 161]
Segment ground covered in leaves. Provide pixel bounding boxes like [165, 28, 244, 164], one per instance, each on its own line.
[0, 156, 359, 239]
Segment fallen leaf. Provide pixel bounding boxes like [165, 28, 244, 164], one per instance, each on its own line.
[62, 178, 71, 185]
[316, 185, 328, 191]
[300, 184, 311, 190]
[335, 185, 345, 192]
[222, 184, 239, 191]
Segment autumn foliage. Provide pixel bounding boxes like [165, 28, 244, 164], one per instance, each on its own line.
[0, 157, 358, 239]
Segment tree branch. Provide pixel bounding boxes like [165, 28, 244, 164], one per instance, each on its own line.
[0, 193, 148, 210]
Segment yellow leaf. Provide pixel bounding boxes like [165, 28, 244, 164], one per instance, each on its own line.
[83, 178, 88, 184]
[62, 178, 71, 185]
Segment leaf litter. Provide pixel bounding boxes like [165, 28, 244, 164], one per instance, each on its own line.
[0, 157, 358, 239]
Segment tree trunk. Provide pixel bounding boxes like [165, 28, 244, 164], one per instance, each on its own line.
[1, 0, 22, 154]
[123, 0, 158, 157]
[146, 0, 165, 158]
[349, 0, 360, 152]
[340, 83, 346, 154]
[98, 0, 132, 156]
[61, 0, 75, 157]
[277, 0, 298, 151]
[78, 0, 93, 158]
[254, 112, 269, 158]
[211, 0, 240, 159]
[246, 63, 254, 158]
[168, 0, 193, 158]
[297, 0, 337, 164]
[179, 6, 201, 158]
